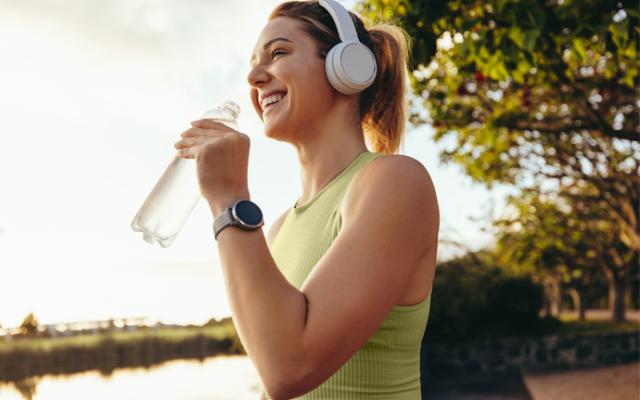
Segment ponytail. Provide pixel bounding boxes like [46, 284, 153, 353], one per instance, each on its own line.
[359, 24, 412, 154]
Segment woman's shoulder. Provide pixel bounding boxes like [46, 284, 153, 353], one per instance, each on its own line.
[368, 153, 432, 177]
[353, 153, 436, 202]
[342, 153, 439, 239]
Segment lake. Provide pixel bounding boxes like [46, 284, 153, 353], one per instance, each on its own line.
[0, 355, 263, 399]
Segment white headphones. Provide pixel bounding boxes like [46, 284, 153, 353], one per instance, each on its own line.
[318, 0, 377, 95]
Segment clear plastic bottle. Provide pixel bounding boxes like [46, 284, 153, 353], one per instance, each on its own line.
[131, 100, 241, 248]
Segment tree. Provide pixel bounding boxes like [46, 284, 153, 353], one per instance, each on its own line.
[495, 189, 613, 320]
[357, 0, 639, 321]
[14, 378, 38, 400]
[20, 313, 40, 336]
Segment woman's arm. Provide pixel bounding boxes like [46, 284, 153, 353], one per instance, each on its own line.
[176, 119, 309, 399]
[209, 155, 438, 399]
[209, 192, 308, 400]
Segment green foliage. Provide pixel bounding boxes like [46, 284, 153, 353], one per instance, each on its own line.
[358, 0, 640, 250]
[495, 189, 601, 281]
[425, 251, 555, 341]
[485, 277, 545, 331]
[494, 184, 637, 320]
[358, 0, 638, 93]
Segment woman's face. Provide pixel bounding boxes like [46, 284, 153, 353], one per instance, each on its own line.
[247, 17, 335, 141]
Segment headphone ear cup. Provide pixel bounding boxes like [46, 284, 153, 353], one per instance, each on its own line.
[325, 44, 349, 95]
[325, 42, 377, 95]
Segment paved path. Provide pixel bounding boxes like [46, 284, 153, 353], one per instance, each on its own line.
[523, 362, 639, 400]
[423, 374, 530, 399]
[559, 310, 639, 321]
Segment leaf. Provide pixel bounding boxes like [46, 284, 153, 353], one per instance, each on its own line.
[624, 41, 637, 59]
[508, 27, 525, 48]
[523, 29, 540, 51]
[621, 68, 637, 88]
[608, 19, 629, 50]
[573, 38, 586, 61]
[479, 45, 490, 60]
[496, 0, 508, 13]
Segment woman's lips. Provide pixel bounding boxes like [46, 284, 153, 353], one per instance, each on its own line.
[264, 93, 287, 116]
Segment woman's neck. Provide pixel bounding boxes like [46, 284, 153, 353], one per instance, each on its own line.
[294, 122, 368, 207]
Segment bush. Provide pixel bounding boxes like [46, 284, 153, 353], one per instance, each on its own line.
[484, 277, 545, 335]
[424, 252, 554, 342]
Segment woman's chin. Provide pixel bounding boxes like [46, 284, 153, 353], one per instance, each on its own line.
[262, 119, 281, 139]
[262, 107, 288, 137]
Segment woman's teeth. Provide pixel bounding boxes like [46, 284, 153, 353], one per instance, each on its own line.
[262, 93, 286, 111]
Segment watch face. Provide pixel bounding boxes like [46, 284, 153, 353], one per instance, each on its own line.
[234, 200, 263, 227]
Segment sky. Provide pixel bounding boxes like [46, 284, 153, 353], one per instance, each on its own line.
[0, 0, 513, 328]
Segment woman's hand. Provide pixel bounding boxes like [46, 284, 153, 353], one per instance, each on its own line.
[174, 119, 251, 217]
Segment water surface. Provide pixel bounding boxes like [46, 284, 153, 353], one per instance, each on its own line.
[0, 355, 262, 400]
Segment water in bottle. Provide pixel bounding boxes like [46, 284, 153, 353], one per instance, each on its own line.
[131, 100, 241, 248]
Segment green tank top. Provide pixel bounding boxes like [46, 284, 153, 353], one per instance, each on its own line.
[264, 151, 431, 399]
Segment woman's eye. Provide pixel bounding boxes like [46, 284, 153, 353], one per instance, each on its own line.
[271, 49, 286, 58]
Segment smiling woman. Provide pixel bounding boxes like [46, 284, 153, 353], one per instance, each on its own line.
[246, 1, 409, 155]
[175, 0, 439, 399]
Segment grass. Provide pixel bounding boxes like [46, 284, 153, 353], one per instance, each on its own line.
[0, 321, 243, 382]
[0, 323, 238, 354]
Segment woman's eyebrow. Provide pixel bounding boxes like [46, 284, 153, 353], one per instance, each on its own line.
[250, 37, 294, 66]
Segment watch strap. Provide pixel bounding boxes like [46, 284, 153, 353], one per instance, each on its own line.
[213, 208, 235, 240]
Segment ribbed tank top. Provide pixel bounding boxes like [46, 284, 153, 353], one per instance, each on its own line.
[264, 151, 431, 399]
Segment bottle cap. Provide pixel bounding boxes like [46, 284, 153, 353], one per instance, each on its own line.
[221, 100, 241, 120]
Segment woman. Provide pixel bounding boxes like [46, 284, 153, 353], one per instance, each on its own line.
[174, 1, 439, 398]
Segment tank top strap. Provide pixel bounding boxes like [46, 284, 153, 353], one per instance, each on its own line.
[292, 151, 383, 214]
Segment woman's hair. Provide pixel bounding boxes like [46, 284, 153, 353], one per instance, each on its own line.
[269, 1, 412, 155]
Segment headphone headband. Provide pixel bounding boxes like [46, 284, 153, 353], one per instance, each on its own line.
[317, 0, 377, 95]
[319, 0, 359, 43]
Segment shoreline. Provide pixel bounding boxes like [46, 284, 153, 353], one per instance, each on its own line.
[0, 323, 244, 382]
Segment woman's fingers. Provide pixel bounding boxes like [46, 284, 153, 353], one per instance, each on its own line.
[180, 127, 205, 139]
[174, 136, 199, 149]
[176, 140, 205, 158]
[191, 119, 228, 129]
[175, 121, 235, 158]
[176, 127, 221, 148]
[176, 147, 196, 159]
[180, 123, 231, 140]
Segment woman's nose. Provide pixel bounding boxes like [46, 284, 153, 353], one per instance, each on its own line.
[247, 63, 270, 88]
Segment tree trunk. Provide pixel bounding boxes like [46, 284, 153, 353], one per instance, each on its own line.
[611, 276, 627, 323]
[544, 276, 563, 317]
[552, 279, 563, 316]
[604, 268, 627, 323]
[568, 287, 587, 320]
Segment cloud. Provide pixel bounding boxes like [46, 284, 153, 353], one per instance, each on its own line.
[1, 0, 276, 54]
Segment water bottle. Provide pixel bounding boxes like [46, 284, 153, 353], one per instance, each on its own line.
[131, 100, 241, 248]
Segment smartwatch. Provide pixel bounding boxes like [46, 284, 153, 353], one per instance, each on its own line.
[213, 199, 264, 240]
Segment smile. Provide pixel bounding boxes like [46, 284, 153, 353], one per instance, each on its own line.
[263, 93, 287, 116]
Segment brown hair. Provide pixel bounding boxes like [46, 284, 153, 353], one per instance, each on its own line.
[269, 1, 412, 155]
